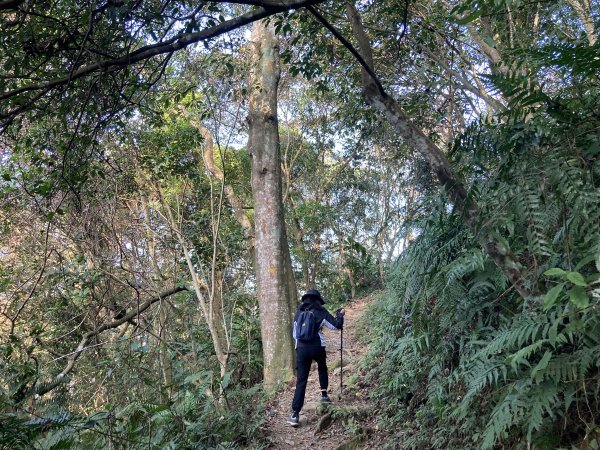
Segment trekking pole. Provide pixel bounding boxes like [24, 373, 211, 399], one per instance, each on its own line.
[339, 326, 343, 398]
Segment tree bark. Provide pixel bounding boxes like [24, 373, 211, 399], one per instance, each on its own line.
[343, 3, 532, 300]
[247, 20, 296, 392]
[158, 307, 173, 401]
[140, 192, 173, 400]
[566, 0, 597, 45]
[287, 195, 311, 288]
[339, 239, 356, 299]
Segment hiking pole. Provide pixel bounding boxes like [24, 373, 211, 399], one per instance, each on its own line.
[339, 325, 343, 398]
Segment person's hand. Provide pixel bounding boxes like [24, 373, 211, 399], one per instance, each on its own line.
[338, 308, 346, 316]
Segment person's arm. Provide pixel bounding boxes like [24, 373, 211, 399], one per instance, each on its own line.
[292, 311, 299, 340]
[321, 308, 344, 330]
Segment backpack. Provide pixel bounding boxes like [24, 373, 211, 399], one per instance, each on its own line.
[294, 309, 319, 342]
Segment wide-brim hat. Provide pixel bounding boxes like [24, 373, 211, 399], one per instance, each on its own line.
[301, 289, 324, 304]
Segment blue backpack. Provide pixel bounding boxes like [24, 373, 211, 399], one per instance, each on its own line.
[295, 309, 319, 342]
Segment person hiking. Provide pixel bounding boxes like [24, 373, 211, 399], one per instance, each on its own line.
[288, 289, 345, 427]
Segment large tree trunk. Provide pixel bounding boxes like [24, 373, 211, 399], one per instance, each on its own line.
[247, 20, 296, 392]
[344, 4, 532, 300]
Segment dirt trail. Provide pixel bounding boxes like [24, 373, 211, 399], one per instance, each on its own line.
[263, 295, 385, 449]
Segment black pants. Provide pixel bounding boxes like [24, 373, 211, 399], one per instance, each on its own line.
[291, 345, 328, 413]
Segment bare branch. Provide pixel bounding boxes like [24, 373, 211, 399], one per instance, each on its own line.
[24, 285, 188, 400]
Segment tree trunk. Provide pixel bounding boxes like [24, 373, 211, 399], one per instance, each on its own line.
[182, 113, 255, 243]
[308, 235, 321, 288]
[566, 0, 597, 45]
[140, 192, 173, 401]
[287, 196, 311, 288]
[154, 184, 231, 378]
[158, 307, 173, 401]
[247, 19, 296, 392]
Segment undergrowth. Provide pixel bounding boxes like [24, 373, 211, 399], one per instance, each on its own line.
[1, 383, 267, 449]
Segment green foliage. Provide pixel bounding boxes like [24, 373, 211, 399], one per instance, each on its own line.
[363, 27, 600, 450]
[2, 1, 599, 449]
[69, 384, 266, 449]
[0, 410, 42, 450]
[0, 107, 264, 449]
[1, 319, 266, 450]
[1, 385, 266, 450]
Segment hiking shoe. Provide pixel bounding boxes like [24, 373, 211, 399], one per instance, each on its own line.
[288, 411, 299, 427]
[320, 394, 332, 403]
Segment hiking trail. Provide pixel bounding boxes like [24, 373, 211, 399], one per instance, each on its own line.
[263, 295, 388, 449]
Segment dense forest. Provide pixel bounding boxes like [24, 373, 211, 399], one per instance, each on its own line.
[1, 0, 599, 448]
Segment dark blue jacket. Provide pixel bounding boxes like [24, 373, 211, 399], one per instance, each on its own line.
[292, 300, 343, 348]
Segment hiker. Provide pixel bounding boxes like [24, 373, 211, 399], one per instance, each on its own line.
[288, 289, 345, 427]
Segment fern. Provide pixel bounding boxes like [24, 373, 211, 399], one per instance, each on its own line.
[367, 60, 600, 448]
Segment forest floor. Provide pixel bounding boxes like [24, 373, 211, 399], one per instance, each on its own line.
[263, 294, 392, 449]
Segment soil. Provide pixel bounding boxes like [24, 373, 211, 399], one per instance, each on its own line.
[263, 295, 390, 450]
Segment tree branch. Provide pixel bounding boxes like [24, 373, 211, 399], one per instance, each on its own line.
[0, 0, 24, 10]
[305, 5, 386, 96]
[334, 2, 532, 299]
[0, 0, 325, 104]
[22, 285, 188, 401]
[180, 109, 255, 239]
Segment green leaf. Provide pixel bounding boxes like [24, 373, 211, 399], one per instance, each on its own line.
[34, 181, 52, 197]
[220, 370, 233, 390]
[543, 283, 564, 310]
[531, 351, 552, 383]
[2, 344, 13, 358]
[544, 267, 566, 277]
[587, 273, 600, 284]
[456, 9, 481, 25]
[574, 255, 596, 271]
[568, 286, 589, 309]
[184, 370, 212, 385]
[566, 271, 587, 287]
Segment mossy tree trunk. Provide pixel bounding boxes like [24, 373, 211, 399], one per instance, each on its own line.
[248, 19, 296, 392]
